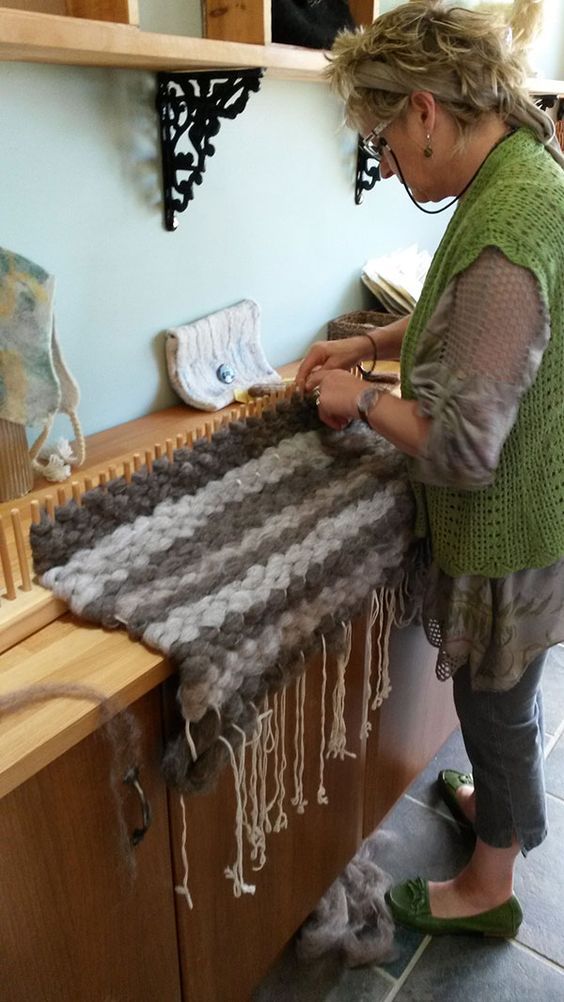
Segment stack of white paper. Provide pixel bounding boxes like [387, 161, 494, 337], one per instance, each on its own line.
[362, 244, 432, 315]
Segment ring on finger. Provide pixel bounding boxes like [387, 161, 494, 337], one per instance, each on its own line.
[312, 387, 321, 406]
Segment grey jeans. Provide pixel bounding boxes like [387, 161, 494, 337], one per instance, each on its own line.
[452, 651, 548, 853]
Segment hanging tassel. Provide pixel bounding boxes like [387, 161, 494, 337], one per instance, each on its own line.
[265, 690, 281, 827]
[317, 636, 329, 806]
[184, 720, 198, 762]
[273, 687, 289, 833]
[291, 671, 308, 814]
[174, 793, 194, 909]
[252, 698, 271, 871]
[360, 590, 381, 741]
[218, 734, 256, 898]
[371, 589, 395, 711]
[327, 621, 355, 761]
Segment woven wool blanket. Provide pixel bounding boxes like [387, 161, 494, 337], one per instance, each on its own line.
[30, 396, 417, 795]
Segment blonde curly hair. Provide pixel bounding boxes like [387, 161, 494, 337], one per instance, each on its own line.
[326, 1, 538, 142]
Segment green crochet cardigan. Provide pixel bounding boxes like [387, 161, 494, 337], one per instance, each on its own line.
[400, 128, 564, 577]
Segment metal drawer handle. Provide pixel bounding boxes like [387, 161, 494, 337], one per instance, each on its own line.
[123, 766, 152, 846]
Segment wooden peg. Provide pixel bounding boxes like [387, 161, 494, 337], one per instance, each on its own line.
[195, 427, 204, 442]
[30, 500, 41, 525]
[99, 470, 108, 486]
[176, 433, 185, 450]
[205, 422, 213, 440]
[84, 477, 93, 493]
[10, 509, 32, 592]
[123, 460, 132, 483]
[108, 466, 117, 482]
[154, 443, 162, 460]
[132, 454, 141, 473]
[186, 430, 195, 448]
[72, 482, 82, 505]
[45, 495, 55, 520]
[0, 518, 17, 600]
[57, 487, 67, 507]
[145, 451, 153, 473]
[165, 439, 174, 462]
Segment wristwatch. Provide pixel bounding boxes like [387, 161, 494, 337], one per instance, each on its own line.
[357, 386, 382, 425]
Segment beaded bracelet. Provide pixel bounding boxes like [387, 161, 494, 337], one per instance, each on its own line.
[357, 329, 379, 380]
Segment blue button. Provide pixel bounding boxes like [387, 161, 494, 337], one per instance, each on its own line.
[217, 363, 236, 384]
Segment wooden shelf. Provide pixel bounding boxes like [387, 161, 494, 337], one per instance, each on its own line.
[0, 7, 562, 90]
[0, 7, 327, 79]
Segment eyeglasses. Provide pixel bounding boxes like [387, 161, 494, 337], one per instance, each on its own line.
[361, 123, 392, 163]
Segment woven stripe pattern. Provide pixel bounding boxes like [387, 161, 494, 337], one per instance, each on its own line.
[30, 397, 416, 792]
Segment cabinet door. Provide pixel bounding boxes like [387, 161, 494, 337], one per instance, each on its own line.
[0, 688, 182, 1002]
[363, 622, 459, 835]
[167, 618, 370, 1002]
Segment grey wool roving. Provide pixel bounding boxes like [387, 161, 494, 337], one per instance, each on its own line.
[296, 836, 395, 968]
[30, 396, 418, 794]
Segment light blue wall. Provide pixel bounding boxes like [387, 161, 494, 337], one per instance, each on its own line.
[0, 57, 450, 439]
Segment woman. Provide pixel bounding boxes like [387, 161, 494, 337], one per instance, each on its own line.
[296, 1, 564, 938]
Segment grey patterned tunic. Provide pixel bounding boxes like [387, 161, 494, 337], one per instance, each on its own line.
[409, 247, 564, 691]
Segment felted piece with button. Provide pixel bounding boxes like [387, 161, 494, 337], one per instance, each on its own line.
[165, 299, 282, 411]
[0, 246, 84, 494]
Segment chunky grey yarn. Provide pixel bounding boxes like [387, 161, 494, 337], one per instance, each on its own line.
[31, 396, 417, 793]
[296, 836, 395, 968]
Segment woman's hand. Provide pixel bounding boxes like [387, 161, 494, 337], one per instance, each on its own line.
[295, 335, 372, 393]
[312, 371, 363, 430]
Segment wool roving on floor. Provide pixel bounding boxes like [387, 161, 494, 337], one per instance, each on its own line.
[30, 395, 420, 894]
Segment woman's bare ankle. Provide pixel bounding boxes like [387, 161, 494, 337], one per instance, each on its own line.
[456, 785, 476, 823]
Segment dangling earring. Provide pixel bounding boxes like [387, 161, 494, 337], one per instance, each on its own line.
[424, 132, 433, 158]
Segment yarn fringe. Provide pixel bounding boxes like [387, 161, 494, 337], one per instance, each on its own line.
[327, 622, 355, 761]
[207, 588, 408, 899]
[174, 793, 194, 909]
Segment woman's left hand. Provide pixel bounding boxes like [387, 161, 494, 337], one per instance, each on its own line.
[311, 371, 361, 430]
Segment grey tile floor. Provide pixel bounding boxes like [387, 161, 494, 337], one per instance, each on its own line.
[254, 645, 564, 1001]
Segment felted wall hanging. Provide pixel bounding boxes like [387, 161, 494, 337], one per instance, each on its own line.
[165, 299, 282, 411]
[30, 395, 420, 897]
[0, 246, 85, 480]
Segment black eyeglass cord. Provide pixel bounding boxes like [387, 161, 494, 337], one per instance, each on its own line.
[388, 130, 515, 215]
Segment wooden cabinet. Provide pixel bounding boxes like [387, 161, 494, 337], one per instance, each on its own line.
[0, 687, 182, 1002]
[363, 623, 459, 835]
[167, 621, 370, 1002]
[0, 614, 456, 1002]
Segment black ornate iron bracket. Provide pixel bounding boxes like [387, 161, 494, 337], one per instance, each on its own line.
[536, 93, 557, 112]
[355, 138, 380, 205]
[156, 69, 263, 231]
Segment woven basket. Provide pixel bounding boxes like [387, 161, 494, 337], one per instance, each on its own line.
[327, 310, 402, 341]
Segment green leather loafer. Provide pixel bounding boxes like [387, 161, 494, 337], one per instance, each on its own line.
[437, 769, 474, 829]
[386, 878, 523, 938]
